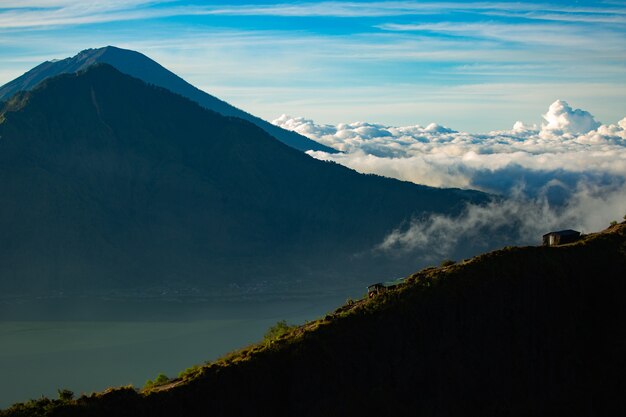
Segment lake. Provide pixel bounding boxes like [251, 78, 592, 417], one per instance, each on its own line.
[0, 291, 355, 409]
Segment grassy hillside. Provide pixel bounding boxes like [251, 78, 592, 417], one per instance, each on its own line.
[3, 222, 625, 417]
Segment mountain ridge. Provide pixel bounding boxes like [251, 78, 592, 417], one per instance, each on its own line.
[0, 46, 336, 153]
[0, 63, 487, 294]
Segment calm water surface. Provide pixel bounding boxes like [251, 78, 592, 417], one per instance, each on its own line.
[0, 293, 351, 408]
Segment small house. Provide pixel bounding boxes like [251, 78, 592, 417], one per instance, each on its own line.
[542, 229, 580, 246]
[367, 283, 386, 298]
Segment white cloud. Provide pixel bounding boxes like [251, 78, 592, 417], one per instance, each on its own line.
[540, 99, 600, 136]
[275, 100, 626, 254]
[274, 100, 626, 196]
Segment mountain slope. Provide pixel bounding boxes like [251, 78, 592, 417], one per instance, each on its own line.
[0, 64, 485, 293]
[0, 46, 335, 153]
[4, 222, 625, 417]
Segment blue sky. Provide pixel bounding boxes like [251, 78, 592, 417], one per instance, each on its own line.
[1, 0, 625, 131]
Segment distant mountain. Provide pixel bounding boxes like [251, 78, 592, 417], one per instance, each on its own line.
[4, 222, 625, 417]
[0, 46, 335, 153]
[0, 64, 486, 294]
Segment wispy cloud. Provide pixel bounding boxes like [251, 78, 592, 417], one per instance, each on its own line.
[0, 1, 178, 29]
[378, 181, 626, 258]
[483, 10, 626, 24]
[134, 2, 626, 19]
[3, 1, 626, 28]
[377, 21, 625, 49]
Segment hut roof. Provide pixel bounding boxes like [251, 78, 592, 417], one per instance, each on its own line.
[542, 229, 580, 238]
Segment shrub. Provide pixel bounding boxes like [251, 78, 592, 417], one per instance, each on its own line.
[154, 373, 169, 385]
[440, 259, 456, 267]
[144, 373, 169, 389]
[57, 389, 74, 402]
[610, 220, 618, 226]
[263, 320, 294, 344]
[178, 365, 202, 380]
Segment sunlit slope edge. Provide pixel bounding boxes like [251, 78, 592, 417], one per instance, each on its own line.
[0, 64, 486, 293]
[4, 222, 625, 417]
[0, 46, 335, 154]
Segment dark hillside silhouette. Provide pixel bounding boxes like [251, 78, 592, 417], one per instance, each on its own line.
[0, 46, 335, 153]
[4, 222, 624, 417]
[0, 65, 485, 293]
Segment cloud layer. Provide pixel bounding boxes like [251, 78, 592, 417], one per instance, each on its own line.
[273, 100, 626, 192]
[274, 100, 626, 252]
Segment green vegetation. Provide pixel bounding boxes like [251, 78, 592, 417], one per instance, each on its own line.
[177, 365, 203, 380]
[263, 320, 297, 345]
[143, 374, 169, 390]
